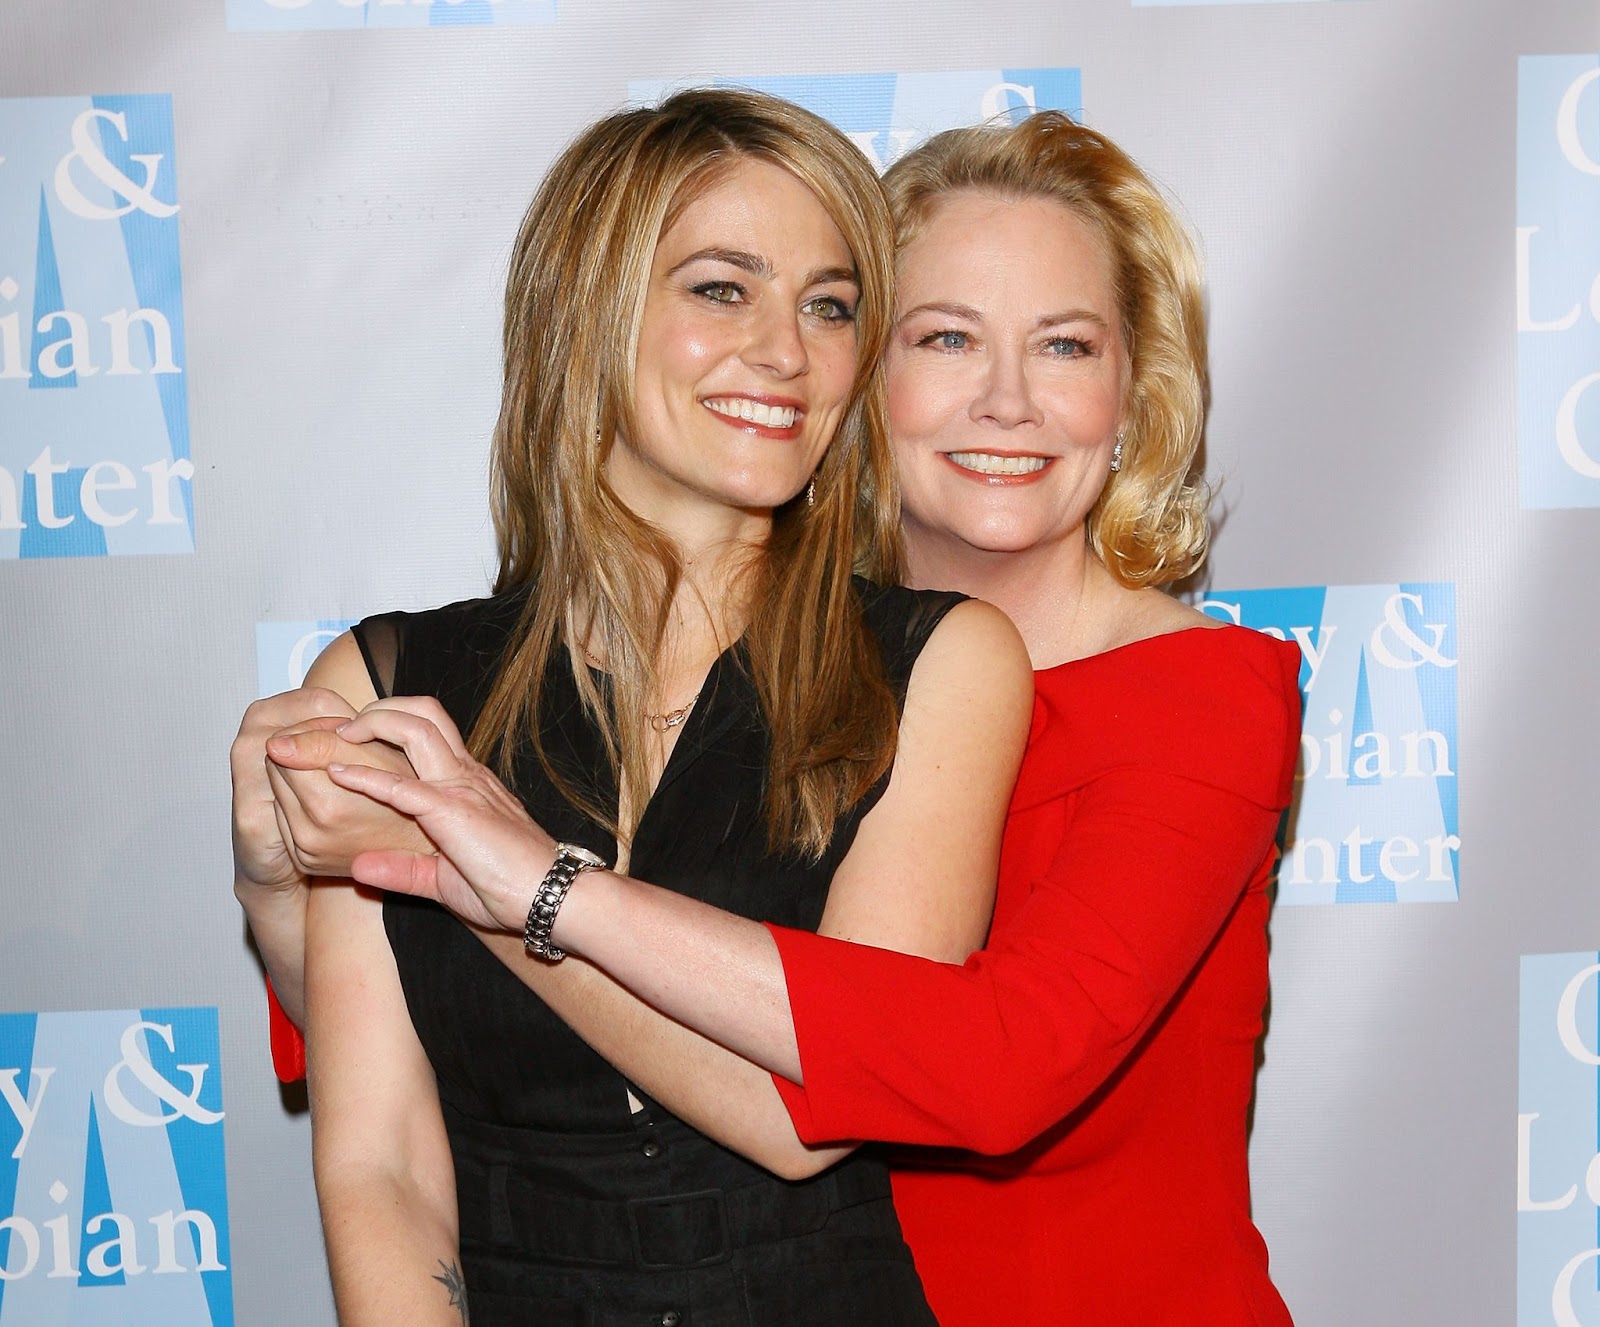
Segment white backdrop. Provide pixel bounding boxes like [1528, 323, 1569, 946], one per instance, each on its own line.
[2, 1, 1599, 1324]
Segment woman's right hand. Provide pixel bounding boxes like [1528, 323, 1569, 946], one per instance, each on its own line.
[265, 716, 434, 878]
[232, 633, 386, 1034]
[321, 697, 560, 936]
[231, 688, 357, 900]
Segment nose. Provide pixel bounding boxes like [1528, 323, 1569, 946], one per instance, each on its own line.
[969, 345, 1042, 429]
[744, 301, 809, 379]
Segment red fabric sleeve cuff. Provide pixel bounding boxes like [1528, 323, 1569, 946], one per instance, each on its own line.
[764, 922, 866, 1144]
[266, 977, 307, 1083]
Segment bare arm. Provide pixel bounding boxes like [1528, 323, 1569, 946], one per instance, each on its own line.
[330, 600, 1033, 1101]
[231, 676, 360, 1027]
[466, 602, 1029, 1176]
[233, 632, 426, 1028]
[306, 874, 467, 1325]
[553, 600, 1031, 1084]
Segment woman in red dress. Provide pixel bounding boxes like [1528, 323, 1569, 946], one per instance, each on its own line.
[247, 112, 1300, 1324]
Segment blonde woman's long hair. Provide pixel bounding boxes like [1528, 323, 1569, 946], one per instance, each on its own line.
[472, 88, 905, 859]
[884, 112, 1211, 587]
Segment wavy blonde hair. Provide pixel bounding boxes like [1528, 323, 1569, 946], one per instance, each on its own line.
[472, 88, 904, 858]
[884, 112, 1210, 587]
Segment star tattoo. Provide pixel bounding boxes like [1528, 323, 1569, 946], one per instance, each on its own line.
[433, 1259, 469, 1325]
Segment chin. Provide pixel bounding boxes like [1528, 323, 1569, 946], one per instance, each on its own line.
[706, 476, 811, 514]
[922, 514, 1052, 557]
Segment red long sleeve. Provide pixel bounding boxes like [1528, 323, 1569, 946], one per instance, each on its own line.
[770, 627, 1301, 1323]
[769, 625, 1301, 1154]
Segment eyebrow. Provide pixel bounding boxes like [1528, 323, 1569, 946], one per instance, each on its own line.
[1035, 309, 1111, 332]
[899, 300, 1111, 331]
[899, 300, 983, 323]
[670, 248, 859, 287]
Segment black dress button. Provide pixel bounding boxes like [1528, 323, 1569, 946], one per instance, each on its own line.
[659, 1312, 682, 1327]
[641, 1138, 662, 1158]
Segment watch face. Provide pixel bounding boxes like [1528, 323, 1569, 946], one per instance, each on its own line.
[559, 843, 607, 869]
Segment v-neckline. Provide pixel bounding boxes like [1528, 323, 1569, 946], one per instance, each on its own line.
[583, 639, 747, 863]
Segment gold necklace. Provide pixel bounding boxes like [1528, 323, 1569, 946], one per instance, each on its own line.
[582, 648, 700, 731]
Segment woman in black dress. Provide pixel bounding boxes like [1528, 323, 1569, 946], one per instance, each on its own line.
[234, 90, 1031, 1326]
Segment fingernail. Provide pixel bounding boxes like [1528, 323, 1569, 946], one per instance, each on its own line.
[328, 763, 346, 773]
[336, 722, 351, 733]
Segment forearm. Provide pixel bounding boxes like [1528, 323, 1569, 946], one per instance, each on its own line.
[304, 851, 465, 1323]
[551, 868, 804, 1082]
[477, 930, 847, 1178]
[316, 1170, 467, 1327]
[236, 875, 309, 1026]
[771, 778, 1288, 1153]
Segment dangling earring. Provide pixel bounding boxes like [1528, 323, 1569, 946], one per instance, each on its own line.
[1109, 431, 1125, 474]
[805, 478, 816, 507]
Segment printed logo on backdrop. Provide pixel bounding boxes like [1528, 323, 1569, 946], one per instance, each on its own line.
[1200, 583, 1458, 904]
[629, 70, 1082, 174]
[1517, 55, 1600, 508]
[256, 619, 356, 696]
[0, 1009, 231, 1325]
[0, 96, 193, 559]
[1518, 952, 1600, 1326]
[226, 0, 556, 31]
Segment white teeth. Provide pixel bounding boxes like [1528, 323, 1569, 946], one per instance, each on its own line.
[705, 398, 797, 428]
[947, 451, 1049, 476]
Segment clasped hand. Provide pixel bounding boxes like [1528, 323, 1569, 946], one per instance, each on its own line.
[260, 694, 556, 936]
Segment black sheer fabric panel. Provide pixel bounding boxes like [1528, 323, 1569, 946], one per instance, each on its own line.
[351, 614, 400, 700]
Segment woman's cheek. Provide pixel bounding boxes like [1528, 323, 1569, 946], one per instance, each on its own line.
[886, 361, 944, 444]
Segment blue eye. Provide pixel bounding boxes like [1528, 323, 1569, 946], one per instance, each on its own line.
[1045, 336, 1092, 357]
[918, 330, 968, 351]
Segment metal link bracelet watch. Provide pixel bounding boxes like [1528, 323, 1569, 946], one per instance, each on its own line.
[523, 842, 608, 961]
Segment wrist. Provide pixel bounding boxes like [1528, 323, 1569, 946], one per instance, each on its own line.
[522, 843, 607, 960]
[545, 861, 619, 959]
[233, 868, 308, 909]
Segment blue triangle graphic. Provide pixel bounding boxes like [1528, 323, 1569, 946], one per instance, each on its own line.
[1347, 647, 1381, 786]
[78, 1096, 125, 1286]
[19, 466, 108, 559]
[30, 188, 74, 390]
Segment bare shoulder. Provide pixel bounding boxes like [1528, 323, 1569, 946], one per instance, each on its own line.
[303, 631, 380, 712]
[1112, 588, 1225, 648]
[898, 598, 1032, 752]
[914, 599, 1033, 694]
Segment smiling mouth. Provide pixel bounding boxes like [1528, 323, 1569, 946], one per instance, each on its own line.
[945, 452, 1051, 476]
[704, 397, 800, 429]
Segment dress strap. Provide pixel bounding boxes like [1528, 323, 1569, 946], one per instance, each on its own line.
[855, 580, 970, 710]
[352, 614, 401, 699]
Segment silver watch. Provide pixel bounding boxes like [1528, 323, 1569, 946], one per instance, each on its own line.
[524, 842, 607, 961]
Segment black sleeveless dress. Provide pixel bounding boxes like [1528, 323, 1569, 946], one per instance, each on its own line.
[350, 579, 964, 1327]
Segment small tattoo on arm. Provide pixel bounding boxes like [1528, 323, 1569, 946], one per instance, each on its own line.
[433, 1259, 469, 1325]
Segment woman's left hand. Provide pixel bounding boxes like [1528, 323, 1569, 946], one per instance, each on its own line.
[325, 696, 559, 935]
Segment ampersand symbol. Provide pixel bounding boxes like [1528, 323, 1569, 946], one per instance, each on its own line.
[1368, 591, 1456, 670]
[103, 1022, 224, 1127]
[53, 109, 179, 221]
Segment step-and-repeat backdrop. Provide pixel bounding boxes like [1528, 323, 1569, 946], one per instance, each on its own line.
[2, 1, 1596, 1323]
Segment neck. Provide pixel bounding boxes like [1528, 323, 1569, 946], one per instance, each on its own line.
[577, 528, 759, 682]
[667, 527, 763, 642]
[904, 524, 1108, 670]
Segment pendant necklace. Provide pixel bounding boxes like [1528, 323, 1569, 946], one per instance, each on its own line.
[583, 647, 701, 731]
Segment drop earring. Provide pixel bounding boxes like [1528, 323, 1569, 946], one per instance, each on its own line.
[805, 478, 816, 507]
[1109, 432, 1125, 474]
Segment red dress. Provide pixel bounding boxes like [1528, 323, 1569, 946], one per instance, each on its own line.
[767, 625, 1301, 1326]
